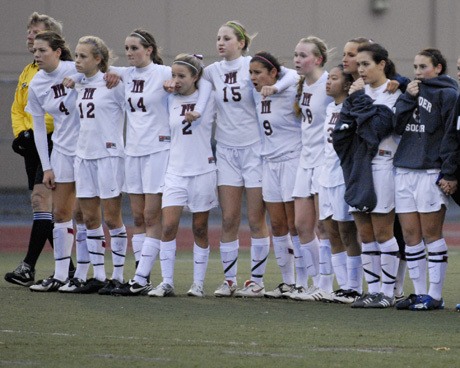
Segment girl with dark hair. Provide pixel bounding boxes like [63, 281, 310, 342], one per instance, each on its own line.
[26, 31, 80, 291]
[393, 48, 458, 310]
[333, 43, 402, 308]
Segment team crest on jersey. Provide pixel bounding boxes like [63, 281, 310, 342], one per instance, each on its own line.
[261, 100, 271, 114]
[159, 135, 171, 142]
[106, 142, 117, 149]
[224, 71, 238, 84]
[21, 82, 28, 89]
[208, 157, 216, 164]
[51, 83, 67, 99]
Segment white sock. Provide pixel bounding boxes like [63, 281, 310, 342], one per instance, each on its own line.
[193, 243, 210, 287]
[331, 251, 347, 289]
[300, 237, 320, 287]
[53, 220, 74, 282]
[361, 241, 381, 294]
[87, 226, 106, 282]
[405, 241, 427, 295]
[220, 240, 239, 284]
[74, 224, 89, 281]
[272, 234, 295, 285]
[394, 259, 407, 297]
[347, 255, 363, 293]
[133, 237, 160, 286]
[160, 239, 176, 286]
[292, 235, 307, 287]
[132, 233, 146, 263]
[379, 237, 400, 298]
[427, 238, 448, 301]
[109, 225, 127, 282]
[318, 239, 333, 292]
[250, 237, 270, 286]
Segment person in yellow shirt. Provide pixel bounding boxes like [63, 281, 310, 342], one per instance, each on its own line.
[5, 12, 75, 286]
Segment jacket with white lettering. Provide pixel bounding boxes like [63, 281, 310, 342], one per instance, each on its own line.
[393, 75, 458, 171]
[332, 89, 394, 212]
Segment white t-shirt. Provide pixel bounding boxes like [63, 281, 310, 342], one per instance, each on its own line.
[26, 60, 80, 169]
[298, 71, 334, 168]
[75, 71, 125, 159]
[167, 90, 216, 176]
[113, 63, 172, 156]
[364, 81, 401, 166]
[253, 84, 302, 161]
[318, 102, 344, 187]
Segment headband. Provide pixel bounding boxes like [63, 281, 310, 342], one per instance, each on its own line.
[173, 60, 199, 73]
[252, 55, 276, 70]
[131, 32, 148, 44]
[226, 22, 245, 41]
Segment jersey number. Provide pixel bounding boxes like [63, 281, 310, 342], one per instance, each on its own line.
[59, 102, 70, 116]
[302, 108, 313, 124]
[182, 120, 192, 135]
[263, 120, 273, 136]
[127, 97, 147, 112]
[78, 102, 95, 119]
[222, 86, 241, 102]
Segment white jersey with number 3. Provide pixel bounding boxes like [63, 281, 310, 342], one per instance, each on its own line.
[298, 71, 333, 168]
[167, 90, 216, 176]
[75, 71, 125, 159]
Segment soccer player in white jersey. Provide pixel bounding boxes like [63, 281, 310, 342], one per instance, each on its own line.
[297, 65, 358, 302]
[69, 36, 127, 294]
[287, 36, 334, 300]
[147, 54, 217, 297]
[246, 52, 301, 298]
[109, 29, 172, 296]
[178, 21, 298, 297]
[333, 43, 402, 307]
[26, 31, 80, 292]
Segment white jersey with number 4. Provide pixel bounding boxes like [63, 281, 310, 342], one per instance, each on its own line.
[75, 71, 125, 159]
[298, 71, 333, 169]
[167, 90, 216, 176]
[26, 60, 80, 156]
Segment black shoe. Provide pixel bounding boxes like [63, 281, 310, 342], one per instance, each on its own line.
[98, 279, 124, 295]
[72, 278, 107, 294]
[5, 262, 35, 286]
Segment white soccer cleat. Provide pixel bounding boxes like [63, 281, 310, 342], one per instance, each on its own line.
[214, 280, 237, 297]
[234, 280, 265, 298]
[187, 283, 205, 297]
[147, 282, 175, 297]
[264, 283, 295, 299]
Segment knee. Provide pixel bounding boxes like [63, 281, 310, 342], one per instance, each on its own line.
[193, 224, 208, 242]
[144, 210, 161, 228]
[132, 212, 145, 228]
[162, 223, 178, 241]
[30, 190, 50, 212]
[221, 214, 240, 234]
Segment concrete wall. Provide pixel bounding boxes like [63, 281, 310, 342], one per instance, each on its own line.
[1, 0, 460, 188]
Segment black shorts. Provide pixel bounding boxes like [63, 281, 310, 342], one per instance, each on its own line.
[23, 133, 53, 190]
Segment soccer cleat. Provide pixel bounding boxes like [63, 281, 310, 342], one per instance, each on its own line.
[395, 293, 419, 310]
[295, 287, 332, 302]
[409, 295, 445, 311]
[214, 280, 237, 297]
[351, 292, 380, 308]
[98, 279, 124, 295]
[288, 285, 315, 300]
[111, 279, 152, 296]
[71, 278, 107, 294]
[58, 278, 87, 293]
[187, 283, 205, 297]
[148, 282, 175, 297]
[4, 261, 35, 287]
[29, 277, 65, 292]
[363, 293, 395, 308]
[332, 289, 361, 304]
[264, 283, 295, 299]
[234, 280, 265, 298]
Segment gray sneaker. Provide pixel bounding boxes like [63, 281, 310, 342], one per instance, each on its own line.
[351, 292, 380, 308]
[148, 282, 175, 297]
[30, 277, 65, 292]
[364, 293, 395, 308]
[5, 261, 35, 287]
[264, 283, 295, 299]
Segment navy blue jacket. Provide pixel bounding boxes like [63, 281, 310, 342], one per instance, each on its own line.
[393, 75, 458, 173]
[332, 90, 394, 212]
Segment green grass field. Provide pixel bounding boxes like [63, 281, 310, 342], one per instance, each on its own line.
[1, 248, 459, 368]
